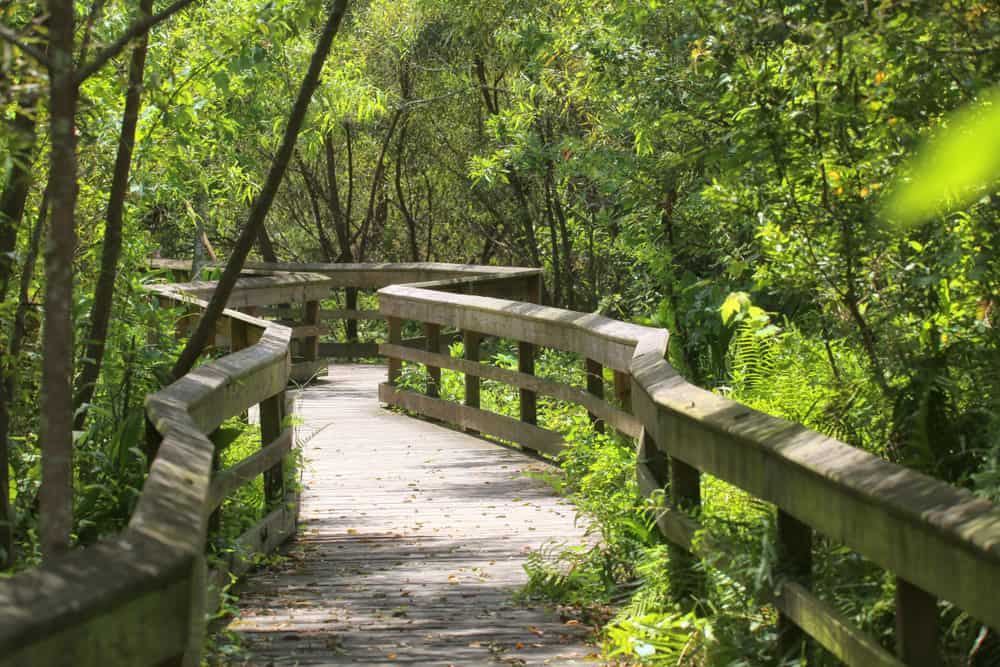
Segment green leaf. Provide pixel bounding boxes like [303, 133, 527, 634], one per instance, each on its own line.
[885, 86, 1000, 227]
[720, 291, 751, 325]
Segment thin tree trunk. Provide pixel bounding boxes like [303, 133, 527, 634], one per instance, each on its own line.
[0, 191, 47, 569]
[170, 0, 350, 382]
[40, 0, 78, 561]
[73, 0, 153, 432]
[256, 227, 278, 262]
[355, 108, 402, 261]
[394, 122, 419, 261]
[297, 154, 337, 261]
[323, 132, 352, 262]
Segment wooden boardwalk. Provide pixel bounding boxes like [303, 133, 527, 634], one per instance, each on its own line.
[225, 364, 594, 665]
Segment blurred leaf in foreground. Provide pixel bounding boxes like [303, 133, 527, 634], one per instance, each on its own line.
[885, 86, 1000, 227]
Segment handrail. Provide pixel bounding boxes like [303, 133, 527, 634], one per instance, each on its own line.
[3, 259, 998, 666]
[0, 271, 327, 666]
[376, 276, 1000, 667]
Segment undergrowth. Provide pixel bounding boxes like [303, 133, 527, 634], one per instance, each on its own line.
[439, 337, 1000, 666]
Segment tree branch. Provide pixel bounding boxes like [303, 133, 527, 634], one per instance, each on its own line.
[75, 0, 200, 84]
[0, 24, 49, 67]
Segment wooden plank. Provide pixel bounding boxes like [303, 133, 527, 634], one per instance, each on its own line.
[205, 493, 298, 616]
[777, 510, 813, 657]
[318, 341, 380, 358]
[379, 284, 656, 372]
[263, 308, 385, 322]
[519, 341, 536, 427]
[585, 358, 605, 433]
[207, 429, 293, 511]
[260, 392, 286, 509]
[425, 323, 441, 399]
[464, 331, 481, 435]
[379, 343, 641, 437]
[777, 583, 905, 667]
[286, 323, 329, 339]
[387, 317, 402, 385]
[0, 536, 197, 667]
[629, 341, 1000, 631]
[895, 578, 939, 666]
[290, 358, 328, 384]
[322, 308, 385, 321]
[637, 460, 904, 667]
[303, 300, 321, 361]
[379, 384, 564, 457]
[229, 364, 591, 665]
[174, 273, 333, 308]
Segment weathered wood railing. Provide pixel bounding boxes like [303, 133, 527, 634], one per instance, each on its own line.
[377, 276, 1000, 667]
[3, 259, 998, 666]
[151, 258, 543, 363]
[0, 271, 331, 666]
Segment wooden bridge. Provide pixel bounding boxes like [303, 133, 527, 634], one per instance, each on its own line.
[1, 261, 999, 666]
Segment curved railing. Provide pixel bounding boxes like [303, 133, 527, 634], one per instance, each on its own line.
[0, 261, 542, 666]
[1, 259, 998, 667]
[376, 275, 1000, 667]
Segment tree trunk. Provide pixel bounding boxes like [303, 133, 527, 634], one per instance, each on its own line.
[73, 0, 154, 432]
[39, 0, 78, 561]
[170, 0, 350, 382]
[257, 227, 278, 262]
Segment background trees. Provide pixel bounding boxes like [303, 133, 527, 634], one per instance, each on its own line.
[1, 0, 999, 659]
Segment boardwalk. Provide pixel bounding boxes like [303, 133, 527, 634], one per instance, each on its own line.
[226, 364, 595, 665]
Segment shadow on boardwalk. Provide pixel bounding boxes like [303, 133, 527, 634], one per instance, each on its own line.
[222, 364, 596, 666]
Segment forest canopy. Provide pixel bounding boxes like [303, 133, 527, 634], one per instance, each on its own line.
[1, 0, 999, 662]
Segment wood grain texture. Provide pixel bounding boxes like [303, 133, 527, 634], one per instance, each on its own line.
[227, 364, 594, 665]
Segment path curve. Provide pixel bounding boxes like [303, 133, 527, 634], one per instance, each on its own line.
[226, 364, 594, 665]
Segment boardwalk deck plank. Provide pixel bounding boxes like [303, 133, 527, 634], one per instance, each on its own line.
[225, 364, 595, 665]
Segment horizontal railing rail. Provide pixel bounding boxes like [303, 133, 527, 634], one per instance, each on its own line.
[376, 278, 1000, 667]
[0, 271, 331, 666]
[4, 258, 998, 667]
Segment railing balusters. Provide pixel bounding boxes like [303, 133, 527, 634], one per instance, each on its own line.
[518, 341, 536, 426]
[613, 370, 631, 412]
[463, 331, 481, 434]
[425, 322, 441, 398]
[585, 358, 605, 433]
[387, 317, 402, 386]
[260, 391, 286, 510]
[776, 510, 813, 658]
[895, 577, 939, 666]
[669, 456, 703, 605]
[303, 299, 320, 362]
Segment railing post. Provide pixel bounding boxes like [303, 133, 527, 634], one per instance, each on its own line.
[585, 358, 605, 433]
[425, 322, 441, 398]
[895, 577, 939, 666]
[260, 391, 286, 509]
[387, 317, 402, 386]
[776, 510, 812, 658]
[613, 370, 631, 412]
[518, 341, 536, 426]
[303, 299, 320, 362]
[669, 456, 703, 605]
[464, 331, 481, 434]
[345, 287, 359, 345]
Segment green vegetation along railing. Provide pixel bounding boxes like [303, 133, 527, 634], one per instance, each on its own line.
[2, 260, 998, 666]
[377, 275, 1000, 667]
[0, 261, 541, 666]
[0, 270, 331, 666]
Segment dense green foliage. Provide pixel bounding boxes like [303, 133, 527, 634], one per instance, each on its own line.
[2, 0, 1000, 663]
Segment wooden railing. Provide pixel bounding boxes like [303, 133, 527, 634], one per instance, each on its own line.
[0, 270, 330, 666]
[3, 259, 998, 666]
[377, 275, 1000, 667]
